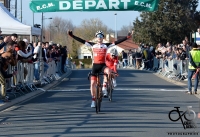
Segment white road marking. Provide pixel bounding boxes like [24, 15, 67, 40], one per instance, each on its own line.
[48, 88, 186, 92]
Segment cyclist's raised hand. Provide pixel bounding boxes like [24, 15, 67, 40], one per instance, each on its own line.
[68, 30, 73, 36]
[127, 30, 134, 36]
[131, 29, 134, 35]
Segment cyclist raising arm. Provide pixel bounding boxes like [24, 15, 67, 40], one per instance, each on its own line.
[68, 30, 132, 108]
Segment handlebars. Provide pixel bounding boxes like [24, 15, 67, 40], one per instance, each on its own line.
[87, 71, 118, 80]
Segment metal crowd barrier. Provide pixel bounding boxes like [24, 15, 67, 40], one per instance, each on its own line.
[128, 55, 133, 66]
[153, 57, 189, 81]
[66, 59, 76, 69]
[0, 56, 72, 100]
[47, 60, 56, 79]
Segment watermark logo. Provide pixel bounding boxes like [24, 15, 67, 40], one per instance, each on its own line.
[168, 106, 197, 129]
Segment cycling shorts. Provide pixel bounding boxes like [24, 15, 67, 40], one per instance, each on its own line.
[91, 63, 107, 77]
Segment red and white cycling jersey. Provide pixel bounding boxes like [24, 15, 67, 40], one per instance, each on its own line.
[106, 53, 118, 72]
[85, 43, 113, 64]
[69, 33, 130, 64]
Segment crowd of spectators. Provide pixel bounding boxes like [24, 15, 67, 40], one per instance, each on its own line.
[0, 27, 68, 101]
[119, 37, 193, 80]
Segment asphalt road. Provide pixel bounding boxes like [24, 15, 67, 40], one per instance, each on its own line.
[0, 69, 200, 137]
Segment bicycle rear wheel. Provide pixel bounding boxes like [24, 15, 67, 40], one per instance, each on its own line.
[108, 78, 113, 102]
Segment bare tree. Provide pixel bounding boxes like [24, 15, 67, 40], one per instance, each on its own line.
[47, 17, 75, 45]
[74, 18, 109, 41]
[118, 23, 133, 36]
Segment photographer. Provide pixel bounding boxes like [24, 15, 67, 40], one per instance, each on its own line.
[0, 42, 17, 101]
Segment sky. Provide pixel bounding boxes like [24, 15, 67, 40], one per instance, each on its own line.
[13, 0, 140, 30]
[9, 0, 200, 31]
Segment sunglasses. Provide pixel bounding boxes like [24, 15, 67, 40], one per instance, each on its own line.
[96, 34, 103, 38]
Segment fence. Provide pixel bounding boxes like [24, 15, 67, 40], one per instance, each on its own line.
[0, 46, 73, 101]
[152, 57, 189, 81]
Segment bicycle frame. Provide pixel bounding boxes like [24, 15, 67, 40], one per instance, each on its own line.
[107, 72, 117, 102]
[95, 73, 107, 113]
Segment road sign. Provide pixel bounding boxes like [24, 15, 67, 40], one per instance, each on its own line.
[196, 32, 200, 45]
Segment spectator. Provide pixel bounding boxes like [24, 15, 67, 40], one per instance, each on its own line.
[11, 33, 18, 42]
[0, 36, 12, 50]
[121, 50, 128, 68]
[60, 45, 67, 73]
[16, 41, 33, 79]
[32, 42, 41, 82]
[51, 45, 61, 79]
[0, 42, 17, 100]
[177, 48, 186, 60]
[187, 43, 200, 94]
[143, 45, 150, 70]
[128, 49, 133, 66]
[79, 61, 84, 69]
[135, 47, 143, 69]
[1, 41, 17, 68]
[42, 42, 49, 81]
[46, 42, 53, 62]
[23, 39, 34, 53]
[132, 49, 136, 68]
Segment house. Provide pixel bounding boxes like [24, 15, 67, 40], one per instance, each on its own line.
[116, 36, 139, 52]
[77, 33, 139, 59]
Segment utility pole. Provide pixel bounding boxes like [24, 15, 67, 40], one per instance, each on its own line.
[41, 12, 43, 42]
[15, 0, 17, 18]
[20, 0, 22, 22]
[33, 12, 34, 26]
[114, 13, 117, 52]
[3, 0, 9, 9]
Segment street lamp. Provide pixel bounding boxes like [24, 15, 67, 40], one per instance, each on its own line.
[114, 13, 117, 40]
[41, 12, 52, 42]
[49, 25, 58, 41]
[114, 13, 117, 52]
[20, 0, 22, 22]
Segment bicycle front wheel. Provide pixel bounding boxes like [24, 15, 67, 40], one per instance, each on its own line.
[96, 86, 100, 113]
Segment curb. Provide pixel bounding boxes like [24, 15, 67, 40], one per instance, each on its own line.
[0, 69, 72, 112]
[153, 72, 187, 86]
[152, 72, 200, 99]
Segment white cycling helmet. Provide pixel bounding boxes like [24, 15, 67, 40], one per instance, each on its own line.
[110, 48, 118, 56]
[95, 30, 104, 37]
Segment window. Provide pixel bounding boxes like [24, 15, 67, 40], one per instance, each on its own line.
[84, 56, 91, 59]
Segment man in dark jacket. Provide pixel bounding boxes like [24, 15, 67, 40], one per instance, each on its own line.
[122, 50, 128, 68]
[60, 45, 67, 73]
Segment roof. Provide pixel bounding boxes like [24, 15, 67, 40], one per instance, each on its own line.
[0, 3, 41, 35]
[116, 36, 139, 50]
